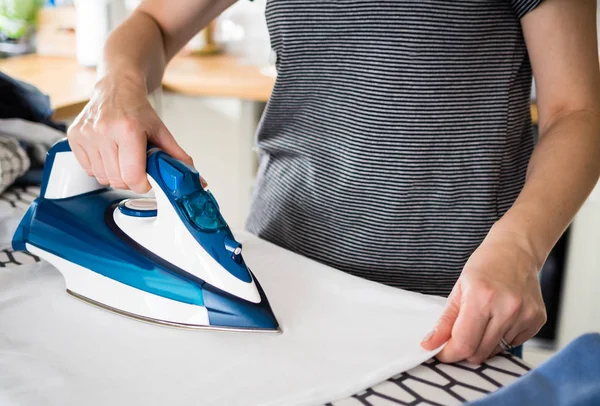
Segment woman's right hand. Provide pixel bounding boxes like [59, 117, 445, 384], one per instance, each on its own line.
[67, 73, 193, 193]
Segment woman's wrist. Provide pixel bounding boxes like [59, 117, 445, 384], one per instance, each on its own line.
[97, 68, 147, 90]
[91, 69, 149, 107]
[488, 209, 553, 273]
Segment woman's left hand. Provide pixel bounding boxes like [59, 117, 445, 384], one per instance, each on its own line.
[420, 225, 547, 364]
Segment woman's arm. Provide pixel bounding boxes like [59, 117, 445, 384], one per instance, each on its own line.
[497, 0, 600, 266]
[100, 0, 236, 92]
[68, 0, 236, 192]
[422, 0, 600, 364]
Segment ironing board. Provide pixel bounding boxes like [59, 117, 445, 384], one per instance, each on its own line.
[0, 186, 531, 406]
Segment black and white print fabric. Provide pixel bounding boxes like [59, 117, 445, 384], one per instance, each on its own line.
[328, 354, 529, 405]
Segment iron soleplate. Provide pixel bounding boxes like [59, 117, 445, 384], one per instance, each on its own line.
[67, 289, 282, 334]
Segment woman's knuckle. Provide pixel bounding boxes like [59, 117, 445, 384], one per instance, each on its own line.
[538, 308, 548, 325]
[92, 119, 110, 135]
[479, 283, 495, 300]
[505, 294, 522, 315]
[523, 307, 539, 323]
[475, 286, 495, 311]
[117, 117, 140, 135]
[80, 122, 96, 139]
[66, 124, 78, 138]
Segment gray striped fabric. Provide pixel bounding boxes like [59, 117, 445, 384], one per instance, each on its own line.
[246, 0, 542, 296]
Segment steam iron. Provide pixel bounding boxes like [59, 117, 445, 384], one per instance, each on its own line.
[12, 139, 280, 333]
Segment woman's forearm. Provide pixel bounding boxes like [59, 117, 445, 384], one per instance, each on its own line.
[494, 109, 600, 268]
[98, 0, 236, 93]
[99, 10, 168, 93]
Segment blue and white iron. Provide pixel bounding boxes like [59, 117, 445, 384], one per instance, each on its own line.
[12, 139, 280, 333]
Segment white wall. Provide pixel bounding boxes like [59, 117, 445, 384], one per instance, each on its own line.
[557, 181, 600, 348]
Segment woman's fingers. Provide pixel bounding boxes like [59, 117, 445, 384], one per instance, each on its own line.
[118, 131, 151, 193]
[151, 123, 194, 167]
[467, 316, 511, 364]
[421, 287, 461, 351]
[67, 97, 193, 194]
[200, 176, 208, 189]
[429, 229, 548, 365]
[68, 138, 93, 177]
[100, 141, 126, 189]
[499, 308, 526, 351]
[67, 114, 95, 177]
[88, 148, 109, 186]
[421, 280, 545, 364]
[467, 296, 546, 364]
[511, 329, 535, 349]
[68, 111, 110, 185]
[436, 295, 491, 363]
[65, 77, 181, 191]
[503, 304, 547, 348]
[467, 294, 521, 364]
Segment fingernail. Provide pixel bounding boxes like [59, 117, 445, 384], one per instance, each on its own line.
[200, 176, 208, 189]
[422, 328, 437, 343]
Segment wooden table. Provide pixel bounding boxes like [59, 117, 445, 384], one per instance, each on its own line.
[0, 53, 275, 120]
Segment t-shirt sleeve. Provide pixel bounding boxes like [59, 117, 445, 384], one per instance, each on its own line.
[511, 0, 544, 18]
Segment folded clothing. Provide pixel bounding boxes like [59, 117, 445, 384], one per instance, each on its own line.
[0, 71, 66, 189]
[0, 118, 65, 186]
[467, 333, 600, 406]
[0, 135, 30, 194]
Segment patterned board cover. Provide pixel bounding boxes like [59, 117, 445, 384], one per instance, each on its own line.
[1, 186, 530, 406]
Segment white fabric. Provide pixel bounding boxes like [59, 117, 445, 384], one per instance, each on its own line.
[0, 230, 446, 406]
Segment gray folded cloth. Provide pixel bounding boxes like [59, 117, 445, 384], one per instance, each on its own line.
[0, 118, 65, 165]
[0, 118, 65, 192]
[0, 135, 30, 195]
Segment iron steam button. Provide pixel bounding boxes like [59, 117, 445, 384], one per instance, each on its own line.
[158, 157, 185, 191]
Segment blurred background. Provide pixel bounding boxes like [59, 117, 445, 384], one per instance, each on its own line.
[0, 0, 598, 368]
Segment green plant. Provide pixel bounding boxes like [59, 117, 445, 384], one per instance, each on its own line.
[0, 0, 44, 39]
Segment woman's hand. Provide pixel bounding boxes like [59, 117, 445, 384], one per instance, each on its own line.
[67, 73, 194, 193]
[420, 224, 547, 364]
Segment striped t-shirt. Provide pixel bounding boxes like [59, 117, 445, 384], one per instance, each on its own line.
[246, 0, 542, 296]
